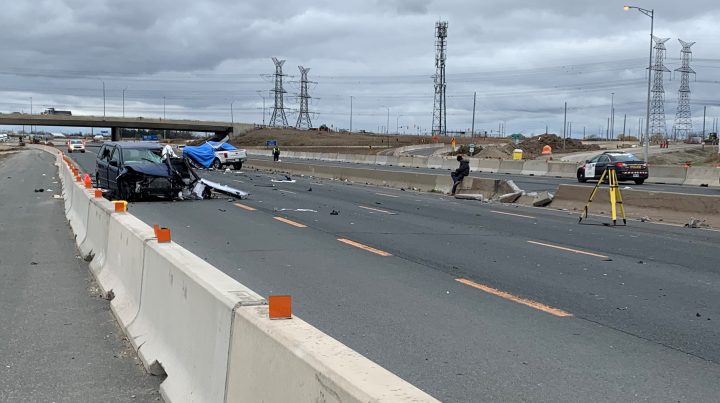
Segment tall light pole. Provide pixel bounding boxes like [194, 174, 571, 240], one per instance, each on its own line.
[230, 100, 235, 124]
[349, 96, 353, 133]
[610, 92, 615, 139]
[30, 97, 33, 134]
[624, 5, 653, 162]
[163, 96, 166, 119]
[256, 91, 266, 126]
[102, 81, 106, 118]
[385, 106, 390, 135]
[122, 87, 127, 118]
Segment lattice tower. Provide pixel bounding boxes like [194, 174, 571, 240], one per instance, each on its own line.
[269, 57, 289, 127]
[672, 39, 695, 140]
[295, 66, 313, 129]
[431, 21, 448, 136]
[649, 36, 670, 138]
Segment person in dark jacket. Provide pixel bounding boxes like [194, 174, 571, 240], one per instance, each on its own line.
[451, 155, 470, 195]
[272, 146, 280, 162]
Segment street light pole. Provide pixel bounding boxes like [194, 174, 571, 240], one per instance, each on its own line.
[350, 96, 353, 133]
[610, 92, 615, 139]
[624, 5, 653, 162]
[230, 100, 235, 125]
[122, 87, 127, 118]
[385, 106, 390, 135]
[102, 81, 106, 118]
[256, 91, 266, 126]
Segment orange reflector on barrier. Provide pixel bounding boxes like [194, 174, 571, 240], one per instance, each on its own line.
[94, 189, 103, 198]
[153, 224, 172, 243]
[268, 295, 292, 320]
[113, 201, 128, 212]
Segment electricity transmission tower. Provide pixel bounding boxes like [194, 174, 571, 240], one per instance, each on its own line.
[269, 57, 289, 127]
[296, 66, 313, 129]
[672, 39, 695, 140]
[649, 36, 670, 139]
[431, 21, 448, 136]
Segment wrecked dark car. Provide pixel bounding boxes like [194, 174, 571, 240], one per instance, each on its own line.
[95, 142, 204, 201]
[95, 142, 248, 201]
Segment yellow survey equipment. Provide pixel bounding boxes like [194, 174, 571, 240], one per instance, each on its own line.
[579, 168, 627, 226]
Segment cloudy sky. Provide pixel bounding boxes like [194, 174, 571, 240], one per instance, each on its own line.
[2, 0, 720, 137]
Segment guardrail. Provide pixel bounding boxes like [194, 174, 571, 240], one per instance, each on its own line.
[44, 146, 437, 403]
[246, 150, 720, 187]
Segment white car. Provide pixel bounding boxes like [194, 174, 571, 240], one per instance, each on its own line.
[67, 139, 86, 153]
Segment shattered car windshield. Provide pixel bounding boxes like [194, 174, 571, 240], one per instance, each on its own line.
[122, 148, 163, 164]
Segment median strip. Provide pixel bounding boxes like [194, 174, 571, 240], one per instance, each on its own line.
[455, 278, 572, 317]
[273, 216, 307, 228]
[527, 240, 608, 259]
[490, 210, 536, 219]
[234, 203, 256, 211]
[337, 238, 392, 256]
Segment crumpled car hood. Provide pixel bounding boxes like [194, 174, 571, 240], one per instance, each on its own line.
[121, 163, 171, 177]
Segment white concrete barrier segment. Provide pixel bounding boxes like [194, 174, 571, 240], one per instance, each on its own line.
[225, 305, 438, 403]
[648, 165, 687, 185]
[521, 160, 550, 176]
[79, 197, 114, 274]
[67, 181, 91, 247]
[128, 241, 265, 403]
[683, 166, 720, 187]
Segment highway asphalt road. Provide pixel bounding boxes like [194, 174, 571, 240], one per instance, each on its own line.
[67, 146, 720, 402]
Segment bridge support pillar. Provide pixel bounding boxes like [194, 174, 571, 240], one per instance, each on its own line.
[111, 127, 121, 141]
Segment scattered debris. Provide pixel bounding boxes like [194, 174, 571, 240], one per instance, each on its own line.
[498, 191, 523, 203]
[532, 191, 554, 207]
[454, 193, 484, 201]
[33, 188, 45, 192]
[30, 262, 38, 265]
[684, 218, 708, 228]
[330, 210, 339, 215]
[696, 312, 702, 317]
[307, 187, 312, 191]
[640, 216, 650, 222]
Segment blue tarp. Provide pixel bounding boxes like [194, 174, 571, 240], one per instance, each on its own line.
[182, 142, 237, 168]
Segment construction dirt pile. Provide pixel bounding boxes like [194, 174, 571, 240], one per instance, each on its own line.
[506, 134, 600, 158]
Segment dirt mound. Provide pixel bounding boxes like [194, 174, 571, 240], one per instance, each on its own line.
[506, 134, 600, 158]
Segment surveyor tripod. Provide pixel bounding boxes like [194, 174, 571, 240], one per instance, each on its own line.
[578, 168, 626, 226]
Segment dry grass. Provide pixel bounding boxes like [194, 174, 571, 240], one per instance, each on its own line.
[231, 127, 510, 148]
[649, 147, 720, 166]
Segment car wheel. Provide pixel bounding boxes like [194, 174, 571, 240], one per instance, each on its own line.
[634, 179, 645, 185]
[212, 159, 222, 170]
[233, 162, 243, 170]
[577, 169, 587, 183]
[81, 150, 86, 153]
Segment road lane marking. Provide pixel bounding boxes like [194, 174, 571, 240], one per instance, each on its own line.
[455, 278, 572, 317]
[278, 189, 297, 194]
[234, 203, 256, 211]
[527, 240, 608, 259]
[358, 205, 396, 215]
[490, 210, 536, 219]
[337, 238, 392, 256]
[375, 192, 399, 198]
[274, 216, 307, 228]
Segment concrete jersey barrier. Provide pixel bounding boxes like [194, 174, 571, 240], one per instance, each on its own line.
[684, 166, 720, 187]
[647, 165, 687, 185]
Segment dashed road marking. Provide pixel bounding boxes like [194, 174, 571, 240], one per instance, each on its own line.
[375, 192, 400, 198]
[456, 278, 572, 317]
[337, 238, 392, 256]
[490, 210, 536, 219]
[274, 216, 307, 228]
[527, 240, 608, 259]
[358, 205, 396, 215]
[234, 203, 256, 211]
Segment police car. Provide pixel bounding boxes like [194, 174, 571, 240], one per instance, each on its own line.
[577, 152, 649, 185]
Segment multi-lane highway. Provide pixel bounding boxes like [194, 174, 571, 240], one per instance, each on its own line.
[69, 146, 720, 402]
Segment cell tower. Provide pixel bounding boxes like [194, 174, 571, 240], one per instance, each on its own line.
[672, 39, 695, 140]
[431, 21, 448, 136]
[296, 66, 313, 129]
[649, 36, 670, 139]
[269, 57, 289, 127]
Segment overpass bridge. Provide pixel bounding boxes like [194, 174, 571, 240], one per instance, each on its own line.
[0, 112, 253, 140]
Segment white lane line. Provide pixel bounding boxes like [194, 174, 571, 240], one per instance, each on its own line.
[527, 240, 609, 259]
[375, 192, 400, 198]
[490, 210, 536, 219]
[233, 180, 245, 183]
[278, 189, 297, 194]
[358, 205, 396, 215]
